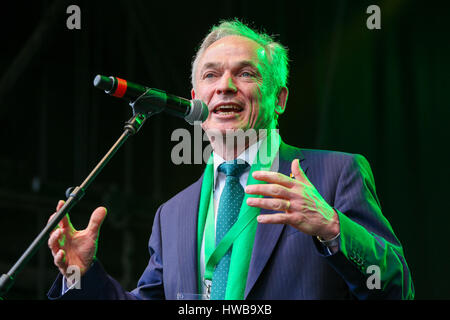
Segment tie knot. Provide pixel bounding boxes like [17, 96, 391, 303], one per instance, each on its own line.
[218, 160, 249, 178]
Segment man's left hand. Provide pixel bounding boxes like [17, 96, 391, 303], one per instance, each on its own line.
[245, 159, 340, 240]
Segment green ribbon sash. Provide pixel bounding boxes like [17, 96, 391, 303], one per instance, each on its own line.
[197, 130, 280, 299]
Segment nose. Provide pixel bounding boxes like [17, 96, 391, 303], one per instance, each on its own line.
[216, 72, 237, 95]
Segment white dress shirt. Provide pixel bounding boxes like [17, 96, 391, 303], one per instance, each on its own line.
[199, 139, 263, 295]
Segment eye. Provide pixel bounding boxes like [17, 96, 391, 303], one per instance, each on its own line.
[240, 71, 252, 77]
[203, 72, 216, 79]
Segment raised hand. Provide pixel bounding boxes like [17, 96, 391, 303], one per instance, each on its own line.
[245, 159, 340, 240]
[47, 200, 107, 277]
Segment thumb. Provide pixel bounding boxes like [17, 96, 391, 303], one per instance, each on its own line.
[291, 159, 308, 183]
[86, 207, 107, 236]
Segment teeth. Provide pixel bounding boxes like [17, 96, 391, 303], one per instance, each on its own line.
[215, 105, 242, 113]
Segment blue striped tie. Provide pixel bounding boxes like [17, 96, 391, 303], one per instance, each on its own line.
[210, 160, 249, 300]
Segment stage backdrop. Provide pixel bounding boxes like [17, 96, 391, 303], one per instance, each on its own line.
[0, 0, 448, 299]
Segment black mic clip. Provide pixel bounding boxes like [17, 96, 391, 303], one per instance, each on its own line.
[129, 88, 167, 117]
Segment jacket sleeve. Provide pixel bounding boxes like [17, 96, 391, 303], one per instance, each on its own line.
[47, 204, 166, 300]
[316, 153, 415, 299]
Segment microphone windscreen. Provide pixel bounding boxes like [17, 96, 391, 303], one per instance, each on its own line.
[185, 100, 209, 125]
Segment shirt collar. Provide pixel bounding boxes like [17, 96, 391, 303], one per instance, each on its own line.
[213, 137, 265, 187]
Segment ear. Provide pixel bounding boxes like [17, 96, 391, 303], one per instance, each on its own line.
[274, 87, 288, 115]
[191, 88, 196, 100]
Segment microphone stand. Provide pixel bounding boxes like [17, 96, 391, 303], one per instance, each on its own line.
[0, 112, 149, 299]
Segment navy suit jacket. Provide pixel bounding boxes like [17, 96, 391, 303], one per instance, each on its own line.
[48, 142, 414, 300]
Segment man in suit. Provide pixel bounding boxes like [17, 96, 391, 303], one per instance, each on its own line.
[47, 20, 414, 300]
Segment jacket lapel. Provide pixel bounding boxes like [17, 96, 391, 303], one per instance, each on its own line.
[244, 142, 307, 298]
[176, 176, 203, 296]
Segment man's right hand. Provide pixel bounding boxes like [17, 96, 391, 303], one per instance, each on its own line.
[47, 200, 107, 278]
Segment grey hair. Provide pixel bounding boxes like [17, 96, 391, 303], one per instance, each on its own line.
[191, 19, 289, 95]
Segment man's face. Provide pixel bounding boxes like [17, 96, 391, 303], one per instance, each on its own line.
[191, 35, 281, 134]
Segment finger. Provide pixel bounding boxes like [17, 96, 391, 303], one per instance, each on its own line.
[87, 207, 107, 236]
[291, 159, 309, 183]
[56, 200, 65, 211]
[47, 200, 72, 230]
[251, 170, 296, 189]
[56, 214, 73, 231]
[48, 228, 62, 255]
[56, 201, 74, 230]
[245, 183, 297, 199]
[48, 213, 72, 230]
[257, 213, 293, 225]
[54, 249, 67, 271]
[247, 197, 292, 212]
[47, 212, 58, 228]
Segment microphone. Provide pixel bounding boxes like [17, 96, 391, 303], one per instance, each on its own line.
[93, 74, 208, 124]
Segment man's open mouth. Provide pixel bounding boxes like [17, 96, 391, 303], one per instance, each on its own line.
[213, 105, 244, 115]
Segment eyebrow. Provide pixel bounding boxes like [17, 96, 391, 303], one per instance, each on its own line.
[200, 61, 259, 73]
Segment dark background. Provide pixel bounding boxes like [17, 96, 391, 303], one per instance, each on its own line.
[0, 0, 448, 300]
